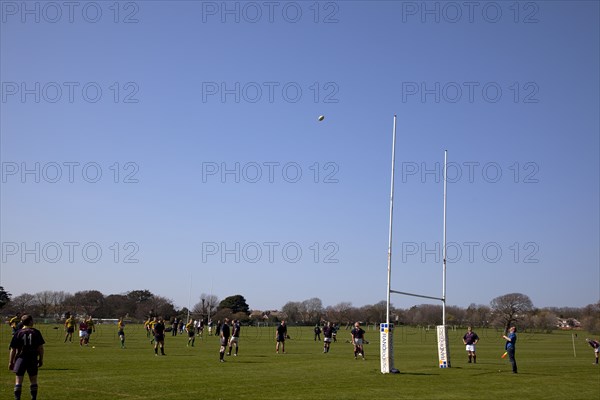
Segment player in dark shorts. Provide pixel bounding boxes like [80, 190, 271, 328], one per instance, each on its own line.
[322, 322, 333, 353]
[219, 318, 230, 362]
[153, 317, 166, 356]
[502, 326, 518, 373]
[171, 318, 178, 336]
[118, 318, 126, 348]
[351, 322, 366, 360]
[228, 319, 240, 356]
[9, 315, 45, 400]
[185, 320, 196, 347]
[64, 314, 75, 343]
[85, 316, 95, 344]
[276, 320, 287, 354]
[314, 324, 322, 341]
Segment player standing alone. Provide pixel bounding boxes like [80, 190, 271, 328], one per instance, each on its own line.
[8, 315, 45, 400]
[502, 326, 518, 373]
[463, 326, 479, 363]
[276, 320, 287, 354]
[351, 322, 366, 360]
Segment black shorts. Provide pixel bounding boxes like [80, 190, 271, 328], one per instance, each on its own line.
[188, 331, 195, 338]
[13, 358, 38, 377]
[87, 328, 93, 335]
[118, 330, 125, 337]
[277, 335, 285, 342]
[155, 334, 164, 342]
[67, 327, 74, 333]
[220, 336, 229, 346]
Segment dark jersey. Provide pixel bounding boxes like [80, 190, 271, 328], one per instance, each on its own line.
[463, 331, 479, 345]
[351, 327, 365, 340]
[588, 340, 600, 349]
[277, 324, 287, 338]
[154, 322, 166, 335]
[232, 323, 240, 338]
[323, 325, 333, 338]
[10, 328, 45, 360]
[221, 323, 230, 339]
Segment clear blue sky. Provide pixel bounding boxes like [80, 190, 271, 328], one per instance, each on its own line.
[1, 1, 598, 312]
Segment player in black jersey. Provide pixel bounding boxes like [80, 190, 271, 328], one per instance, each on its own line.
[9, 315, 45, 400]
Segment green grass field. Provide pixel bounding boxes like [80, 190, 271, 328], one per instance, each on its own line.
[1, 324, 599, 399]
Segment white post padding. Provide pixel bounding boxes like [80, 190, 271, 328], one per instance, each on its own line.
[436, 325, 451, 368]
[380, 323, 395, 373]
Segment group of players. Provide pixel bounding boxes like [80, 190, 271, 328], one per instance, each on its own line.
[277, 320, 368, 359]
[124, 316, 368, 361]
[62, 313, 96, 346]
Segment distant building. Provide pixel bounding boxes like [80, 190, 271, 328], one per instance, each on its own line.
[556, 318, 581, 329]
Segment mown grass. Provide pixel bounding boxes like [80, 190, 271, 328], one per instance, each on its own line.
[1, 324, 598, 399]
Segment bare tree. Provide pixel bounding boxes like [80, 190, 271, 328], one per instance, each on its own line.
[193, 294, 219, 321]
[329, 302, 355, 325]
[405, 304, 442, 326]
[465, 303, 491, 327]
[446, 305, 466, 326]
[7, 293, 36, 314]
[135, 295, 176, 320]
[52, 291, 73, 319]
[490, 293, 533, 332]
[524, 309, 557, 333]
[34, 291, 55, 318]
[580, 301, 600, 334]
[281, 301, 302, 323]
[301, 298, 323, 325]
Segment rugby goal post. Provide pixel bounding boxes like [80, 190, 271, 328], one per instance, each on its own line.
[381, 116, 451, 373]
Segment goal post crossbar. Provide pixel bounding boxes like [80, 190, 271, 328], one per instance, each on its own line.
[390, 290, 444, 302]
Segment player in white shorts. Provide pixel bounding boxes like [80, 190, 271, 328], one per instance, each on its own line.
[463, 326, 479, 363]
[350, 322, 366, 360]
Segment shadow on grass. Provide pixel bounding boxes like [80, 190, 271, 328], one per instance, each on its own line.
[232, 360, 267, 364]
[43, 368, 76, 371]
[398, 372, 440, 376]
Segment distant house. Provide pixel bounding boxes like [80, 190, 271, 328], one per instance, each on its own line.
[556, 318, 581, 329]
[248, 310, 282, 325]
[248, 310, 263, 320]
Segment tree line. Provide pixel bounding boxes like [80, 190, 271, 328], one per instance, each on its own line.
[281, 294, 599, 334]
[0, 287, 598, 334]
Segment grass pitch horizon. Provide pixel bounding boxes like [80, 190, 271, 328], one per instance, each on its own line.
[1, 324, 598, 399]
